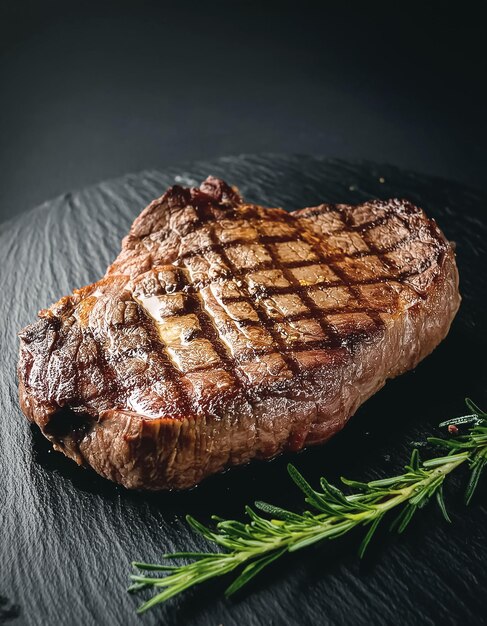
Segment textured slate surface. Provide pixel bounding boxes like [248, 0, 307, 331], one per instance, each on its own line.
[1, 155, 486, 626]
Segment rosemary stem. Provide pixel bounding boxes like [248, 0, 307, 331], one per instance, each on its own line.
[130, 401, 487, 613]
[154, 455, 470, 571]
[373, 454, 468, 515]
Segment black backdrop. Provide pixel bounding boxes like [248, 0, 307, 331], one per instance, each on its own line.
[0, 0, 486, 222]
[1, 2, 487, 623]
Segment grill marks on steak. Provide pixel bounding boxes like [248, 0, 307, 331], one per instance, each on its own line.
[17, 177, 460, 489]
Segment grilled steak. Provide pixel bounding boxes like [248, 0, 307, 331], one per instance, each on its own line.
[18, 177, 460, 490]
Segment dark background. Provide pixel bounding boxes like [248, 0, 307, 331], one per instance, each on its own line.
[0, 0, 486, 223]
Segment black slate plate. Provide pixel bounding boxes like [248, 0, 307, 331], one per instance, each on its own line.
[1, 155, 486, 626]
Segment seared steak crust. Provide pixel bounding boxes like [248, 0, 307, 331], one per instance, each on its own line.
[18, 178, 460, 489]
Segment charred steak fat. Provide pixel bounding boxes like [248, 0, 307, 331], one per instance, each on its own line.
[18, 178, 460, 489]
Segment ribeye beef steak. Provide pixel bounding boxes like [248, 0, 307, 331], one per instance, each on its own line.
[18, 177, 460, 489]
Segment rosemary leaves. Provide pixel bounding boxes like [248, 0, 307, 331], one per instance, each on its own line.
[129, 399, 487, 613]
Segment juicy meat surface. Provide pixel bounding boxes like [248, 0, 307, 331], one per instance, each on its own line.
[18, 177, 460, 490]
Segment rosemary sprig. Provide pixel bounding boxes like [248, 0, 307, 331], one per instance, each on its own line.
[130, 399, 487, 614]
